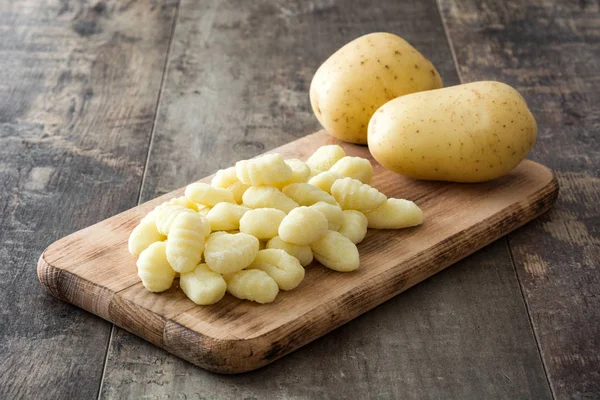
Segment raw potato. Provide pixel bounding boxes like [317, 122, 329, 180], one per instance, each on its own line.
[136, 242, 176, 292]
[310, 32, 443, 144]
[308, 171, 341, 193]
[239, 208, 286, 240]
[338, 210, 368, 244]
[309, 201, 344, 231]
[204, 232, 259, 274]
[225, 269, 279, 304]
[305, 145, 346, 172]
[206, 203, 249, 231]
[278, 206, 328, 245]
[368, 81, 538, 182]
[331, 177, 387, 211]
[247, 249, 305, 291]
[180, 264, 227, 305]
[365, 198, 424, 229]
[329, 156, 373, 184]
[166, 212, 209, 273]
[266, 236, 314, 267]
[310, 231, 360, 272]
[282, 183, 337, 206]
[242, 186, 299, 213]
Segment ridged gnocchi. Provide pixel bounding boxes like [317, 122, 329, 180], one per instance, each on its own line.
[137, 241, 176, 292]
[331, 177, 387, 211]
[166, 212, 209, 273]
[224, 269, 279, 304]
[204, 231, 259, 274]
[206, 203, 249, 231]
[278, 206, 328, 245]
[306, 144, 346, 172]
[236, 153, 292, 186]
[180, 263, 227, 305]
[167, 196, 199, 211]
[309, 201, 344, 231]
[282, 183, 337, 206]
[329, 156, 373, 184]
[364, 198, 424, 229]
[274, 159, 311, 189]
[227, 181, 250, 204]
[310, 230, 360, 272]
[242, 186, 299, 213]
[266, 236, 314, 267]
[185, 182, 235, 206]
[211, 166, 238, 188]
[247, 249, 305, 290]
[155, 205, 196, 235]
[338, 210, 368, 244]
[128, 216, 165, 256]
[308, 171, 341, 193]
[239, 208, 286, 240]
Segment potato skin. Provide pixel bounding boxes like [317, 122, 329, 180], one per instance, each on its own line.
[310, 32, 443, 145]
[368, 81, 537, 182]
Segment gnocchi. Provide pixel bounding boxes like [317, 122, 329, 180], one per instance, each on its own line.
[179, 263, 227, 305]
[338, 210, 368, 244]
[329, 156, 373, 184]
[308, 171, 341, 193]
[204, 231, 259, 274]
[278, 206, 328, 245]
[242, 186, 299, 213]
[239, 208, 286, 240]
[282, 183, 337, 206]
[364, 198, 424, 229]
[305, 144, 346, 172]
[136, 241, 176, 292]
[185, 182, 235, 206]
[227, 181, 250, 204]
[310, 230, 360, 272]
[331, 177, 387, 211]
[247, 249, 305, 290]
[206, 203, 249, 231]
[167, 196, 199, 211]
[236, 153, 292, 186]
[155, 205, 195, 235]
[166, 212, 209, 273]
[266, 236, 314, 267]
[211, 166, 238, 188]
[309, 201, 344, 231]
[274, 159, 311, 189]
[224, 269, 279, 304]
[128, 217, 165, 256]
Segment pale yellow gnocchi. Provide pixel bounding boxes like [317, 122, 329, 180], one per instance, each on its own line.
[309, 201, 344, 231]
[128, 217, 165, 257]
[242, 186, 299, 213]
[236, 153, 292, 186]
[247, 249, 305, 290]
[166, 212, 209, 273]
[278, 206, 328, 245]
[305, 144, 346, 172]
[310, 230, 360, 272]
[155, 205, 195, 235]
[204, 231, 259, 274]
[136, 241, 176, 292]
[179, 263, 227, 305]
[274, 159, 311, 189]
[206, 203, 249, 231]
[227, 181, 250, 204]
[185, 182, 235, 206]
[167, 196, 199, 211]
[224, 269, 279, 304]
[364, 198, 424, 229]
[266, 236, 314, 267]
[308, 171, 341, 193]
[329, 156, 373, 184]
[239, 208, 286, 240]
[331, 177, 387, 211]
[338, 210, 368, 244]
[211, 166, 238, 188]
[282, 183, 337, 206]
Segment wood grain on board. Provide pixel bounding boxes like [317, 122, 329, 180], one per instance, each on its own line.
[39, 130, 558, 375]
[439, 0, 600, 397]
[98, 0, 553, 398]
[0, 0, 178, 399]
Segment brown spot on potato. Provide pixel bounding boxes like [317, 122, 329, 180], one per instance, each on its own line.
[414, 64, 419, 69]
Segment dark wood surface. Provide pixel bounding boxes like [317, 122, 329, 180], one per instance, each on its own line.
[1, 0, 597, 398]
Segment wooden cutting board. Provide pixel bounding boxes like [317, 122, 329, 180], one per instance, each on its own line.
[37, 130, 558, 374]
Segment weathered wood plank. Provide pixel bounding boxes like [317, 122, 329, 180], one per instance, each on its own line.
[0, 1, 178, 399]
[99, 0, 552, 398]
[438, 0, 600, 398]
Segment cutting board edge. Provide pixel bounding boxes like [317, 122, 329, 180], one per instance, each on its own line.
[37, 167, 559, 374]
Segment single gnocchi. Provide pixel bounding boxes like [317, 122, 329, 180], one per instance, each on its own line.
[338, 210, 368, 244]
[227, 181, 250, 204]
[364, 198, 424, 229]
[306, 145, 346, 172]
[185, 182, 235, 206]
[278, 206, 328, 245]
[266, 236, 314, 267]
[204, 231, 259, 274]
[309, 201, 344, 231]
[179, 263, 227, 305]
[239, 208, 286, 240]
[308, 171, 341, 193]
[166, 212, 209, 273]
[242, 186, 299, 213]
[236, 153, 292, 186]
[329, 156, 373, 184]
[197, 206, 211, 216]
[136, 241, 176, 292]
[167, 196, 199, 211]
[206, 202, 249, 231]
[128, 216, 165, 256]
[247, 249, 305, 290]
[155, 205, 195, 235]
[274, 159, 311, 189]
[224, 269, 279, 304]
[211, 166, 238, 188]
[331, 177, 387, 211]
[310, 230, 360, 272]
[282, 183, 337, 206]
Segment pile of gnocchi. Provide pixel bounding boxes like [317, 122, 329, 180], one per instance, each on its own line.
[128, 145, 423, 305]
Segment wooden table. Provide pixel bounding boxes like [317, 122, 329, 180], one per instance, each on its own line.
[1, 1, 597, 399]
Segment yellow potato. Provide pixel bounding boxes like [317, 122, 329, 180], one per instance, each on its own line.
[310, 32, 443, 144]
[368, 81, 537, 182]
